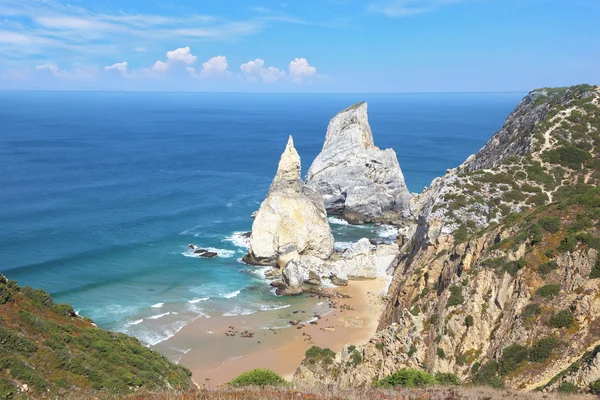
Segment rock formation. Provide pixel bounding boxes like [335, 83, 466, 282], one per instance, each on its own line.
[294, 85, 600, 394]
[306, 102, 412, 224]
[244, 136, 334, 266]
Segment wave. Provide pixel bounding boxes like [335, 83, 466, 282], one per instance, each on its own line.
[140, 320, 189, 346]
[221, 289, 242, 299]
[328, 216, 349, 225]
[188, 297, 209, 304]
[224, 231, 251, 249]
[223, 307, 256, 317]
[334, 241, 353, 251]
[259, 304, 291, 311]
[377, 225, 398, 239]
[181, 247, 236, 259]
[151, 303, 164, 308]
[126, 319, 144, 326]
[147, 312, 172, 320]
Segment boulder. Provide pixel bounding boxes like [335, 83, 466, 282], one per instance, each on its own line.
[200, 251, 218, 258]
[306, 102, 412, 223]
[246, 136, 334, 265]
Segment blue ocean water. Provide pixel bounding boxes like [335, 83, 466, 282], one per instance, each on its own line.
[0, 91, 523, 345]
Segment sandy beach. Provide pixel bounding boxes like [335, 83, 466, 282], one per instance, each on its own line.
[156, 277, 388, 387]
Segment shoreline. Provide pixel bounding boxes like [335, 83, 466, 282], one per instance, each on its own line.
[158, 277, 388, 387]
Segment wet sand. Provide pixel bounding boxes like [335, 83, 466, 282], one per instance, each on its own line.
[156, 278, 388, 387]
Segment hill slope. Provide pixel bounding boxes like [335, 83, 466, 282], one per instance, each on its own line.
[294, 84, 600, 394]
[0, 274, 193, 398]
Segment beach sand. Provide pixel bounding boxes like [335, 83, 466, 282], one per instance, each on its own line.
[158, 277, 388, 387]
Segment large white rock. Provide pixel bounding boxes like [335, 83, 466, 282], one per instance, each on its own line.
[246, 136, 334, 265]
[306, 102, 412, 223]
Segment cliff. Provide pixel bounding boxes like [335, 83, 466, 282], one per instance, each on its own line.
[306, 102, 412, 224]
[294, 84, 600, 394]
[0, 274, 193, 398]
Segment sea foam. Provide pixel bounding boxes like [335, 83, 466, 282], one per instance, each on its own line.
[151, 302, 164, 308]
[221, 289, 242, 299]
[224, 231, 250, 249]
[328, 216, 349, 225]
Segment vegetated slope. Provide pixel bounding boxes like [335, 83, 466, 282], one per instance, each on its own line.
[0, 274, 193, 398]
[294, 85, 600, 394]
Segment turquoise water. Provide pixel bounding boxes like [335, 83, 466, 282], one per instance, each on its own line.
[0, 91, 523, 345]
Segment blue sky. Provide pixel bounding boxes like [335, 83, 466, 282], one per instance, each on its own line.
[0, 0, 598, 92]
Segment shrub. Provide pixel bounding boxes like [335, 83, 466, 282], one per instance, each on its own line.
[305, 346, 336, 365]
[347, 345, 356, 353]
[0, 377, 15, 399]
[536, 284, 560, 298]
[549, 310, 575, 329]
[538, 261, 558, 275]
[376, 369, 436, 388]
[0, 327, 37, 354]
[590, 379, 600, 394]
[529, 337, 559, 362]
[447, 286, 464, 307]
[351, 351, 362, 367]
[558, 381, 578, 393]
[539, 216, 561, 233]
[542, 144, 591, 169]
[465, 315, 474, 328]
[523, 303, 542, 319]
[435, 372, 460, 386]
[499, 344, 529, 375]
[590, 258, 600, 279]
[473, 361, 504, 388]
[436, 348, 446, 359]
[229, 369, 286, 387]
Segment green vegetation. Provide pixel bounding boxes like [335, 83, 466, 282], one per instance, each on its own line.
[229, 369, 286, 387]
[549, 310, 575, 329]
[436, 348, 446, 359]
[523, 303, 542, 319]
[465, 315, 474, 328]
[529, 337, 559, 362]
[542, 144, 591, 170]
[305, 346, 336, 365]
[538, 261, 558, 276]
[590, 258, 600, 279]
[590, 379, 600, 394]
[536, 284, 561, 298]
[473, 361, 504, 389]
[376, 369, 436, 388]
[0, 274, 192, 397]
[498, 344, 529, 375]
[539, 216, 561, 233]
[558, 382, 578, 393]
[434, 372, 461, 386]
[447, 286, 464, 307]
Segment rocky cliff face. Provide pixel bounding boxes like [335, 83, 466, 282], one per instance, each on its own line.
[246, 136, 334, 266]
[294, 85, 600, 394]
[306, 102, 412, 224]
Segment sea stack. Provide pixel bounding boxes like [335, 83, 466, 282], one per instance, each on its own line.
[306, 102, 412, 223]
[244, 136, 334, 266]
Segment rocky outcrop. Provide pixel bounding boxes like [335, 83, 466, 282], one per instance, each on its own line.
[306, 102, 412, 224]
[294, 85, 600, 393]
[245, 136, 334, 266]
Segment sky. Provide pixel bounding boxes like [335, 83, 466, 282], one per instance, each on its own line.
[0, 0, 599, 92]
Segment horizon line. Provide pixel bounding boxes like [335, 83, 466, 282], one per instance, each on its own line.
[0, 89, 529, 95]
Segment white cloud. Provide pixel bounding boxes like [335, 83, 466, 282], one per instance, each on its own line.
[288, 58, 317, 83]
[36, 63, 93, 80]
[368, 0, 466, 17]
[198, 55, 231, 78]
[166, 46, 197, 65]
[151, 60, 169, 73]
[240, 59, 286, 83]
[104, 61, 129, 77]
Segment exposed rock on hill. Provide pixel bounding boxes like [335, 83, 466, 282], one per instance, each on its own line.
[294, 84, 600, 394]
[245, 136, 334, 266]
[306, 102, 412, 224]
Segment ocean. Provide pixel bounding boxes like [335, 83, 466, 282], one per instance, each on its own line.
[0, 91, 524, 350]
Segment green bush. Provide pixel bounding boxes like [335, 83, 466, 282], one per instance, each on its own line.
[590, 258, 600, 279]
[0, 327, 37, 354]
[529, 337, 559, 362]
[542, 144, 591, 170]
[376, 369, 436, 388]
[538, 261, 558, 275]
[436, 348, 446, 359]
[558, 381, 578, 393]
[435, 372, 460, 386]
[305, 346, 336, 365]
[465, 315, 474, 328]
[229, 369, 286, 387]
[590, 379, 600, 394]
[0, 376, 16, 399]
[539, 216, 561, 233]
[549, 310, 575, 329]
[351, 351, 362, 367]
[499, 344, 529, 375]
[447, 286, 464, 307]
[523, 303, 542, 319]
[536, 284, 561, 298]
[473, 361, 504, 388]
[0, 286, 13, 305]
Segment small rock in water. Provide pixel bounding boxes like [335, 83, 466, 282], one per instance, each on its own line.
[289, 320, 300, 326]
[201, 252, 218, 258]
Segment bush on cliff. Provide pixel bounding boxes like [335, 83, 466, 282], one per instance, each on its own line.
[376, 369, 436, 388]
[305, 346, 336, 365]
[229, 369, 286, 387]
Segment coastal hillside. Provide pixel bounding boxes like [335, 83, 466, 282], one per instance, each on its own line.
[294, 85, 600, 394]
[0, 274, 193, 398]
